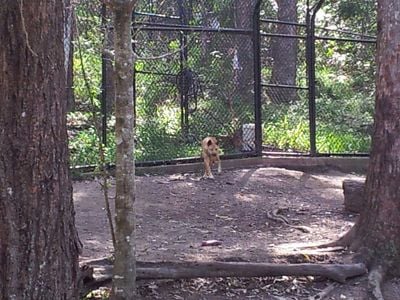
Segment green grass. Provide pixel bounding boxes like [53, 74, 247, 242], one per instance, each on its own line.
[261, 98, 372, 154]
[263, 117, 310, 152]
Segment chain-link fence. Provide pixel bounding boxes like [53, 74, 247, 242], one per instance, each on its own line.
[260, 0, 376, 156]
[260, 3, 310, 154]
[132, 0, 262, 163]
[314, 17, 376, 155]
[68, 0, 376, 168]
[69, 0, 262, 167]
[67, 1, 114, 167]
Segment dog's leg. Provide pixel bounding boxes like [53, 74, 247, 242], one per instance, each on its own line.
[203, 157, 213, 178]
[208, 161, 214, 179]
[217, 156, 221, 174]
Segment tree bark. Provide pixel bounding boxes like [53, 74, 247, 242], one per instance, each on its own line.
[347, 0, 400, 271]
[0, 1, 81, 299]
[343, 179, 366, 213]
[307, 4, 400, 298]
[319, 2, 400, 294]
[108, 0, 137, 299]
[269, 0, 298, 103]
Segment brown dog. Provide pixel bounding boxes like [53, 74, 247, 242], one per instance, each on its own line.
[201, 137, 221, 179]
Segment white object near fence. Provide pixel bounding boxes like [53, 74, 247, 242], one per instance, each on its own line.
[242, 123, 255, 152]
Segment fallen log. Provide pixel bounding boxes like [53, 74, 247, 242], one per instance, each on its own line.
[137, 262, 367, 283]
[343, 179, 365, 213]
[82, 260, 367, 284]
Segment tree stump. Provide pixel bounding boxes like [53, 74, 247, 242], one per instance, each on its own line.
[342, 179, 366, 213]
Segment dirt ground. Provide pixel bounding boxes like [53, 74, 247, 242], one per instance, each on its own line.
[73, 165, 399, 299]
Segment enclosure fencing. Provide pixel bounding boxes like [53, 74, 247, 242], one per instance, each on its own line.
[68, 0, 376, 168]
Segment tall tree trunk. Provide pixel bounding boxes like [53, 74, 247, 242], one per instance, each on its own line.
[270, 0, 298, 103]
[0, 1, 81, 299]
[348, 0, 400, 269]
[108, 0, 137, 299]
[320, 1, 400, 297]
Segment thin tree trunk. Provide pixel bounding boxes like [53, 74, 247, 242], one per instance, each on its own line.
[234, 0, 257, 100]
[0, 1, 81, 299]
[269, 0, 298, 104]
[108, 0, 137, 299]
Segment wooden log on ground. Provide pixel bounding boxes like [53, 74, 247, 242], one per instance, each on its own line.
[82, 260, 367, 285]
[136, 262, 367, 283]
[343, 179, 365, 213]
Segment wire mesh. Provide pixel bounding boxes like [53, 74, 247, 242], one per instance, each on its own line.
[260, 4, 310, 154]
[314, 28, 375, 155]
[69, 0, 376, 168]
[312, 0, 376, 155]
[133, 0, 260, 162]
[67, 1, 108, 167]
[260, 2, 376, 156]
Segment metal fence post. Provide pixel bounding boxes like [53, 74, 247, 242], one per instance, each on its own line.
[178, 0, 189, 138]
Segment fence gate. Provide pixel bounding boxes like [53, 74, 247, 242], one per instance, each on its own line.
[129, 0, 262, 164]
[259, 0, 375, 157]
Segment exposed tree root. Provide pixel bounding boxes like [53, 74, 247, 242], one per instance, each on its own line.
[300, 223, 359, 250]
[368, 266, 386, 300]
[266, 208, 312, 233]
[308, 282, 338, 300]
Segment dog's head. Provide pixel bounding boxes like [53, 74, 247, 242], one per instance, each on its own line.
[204, 137, 219, 157]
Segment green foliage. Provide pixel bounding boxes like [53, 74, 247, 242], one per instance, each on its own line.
[316, 126, 370, 153]
[69, 128, 115, 166]
[262, 101, 310, 152]
[73, 5, 102, 111]
[262, 88, 372, 154]
[329, 0, 377, 35]
[313, 39, 375, 154]
[68, 3, 104, 167]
